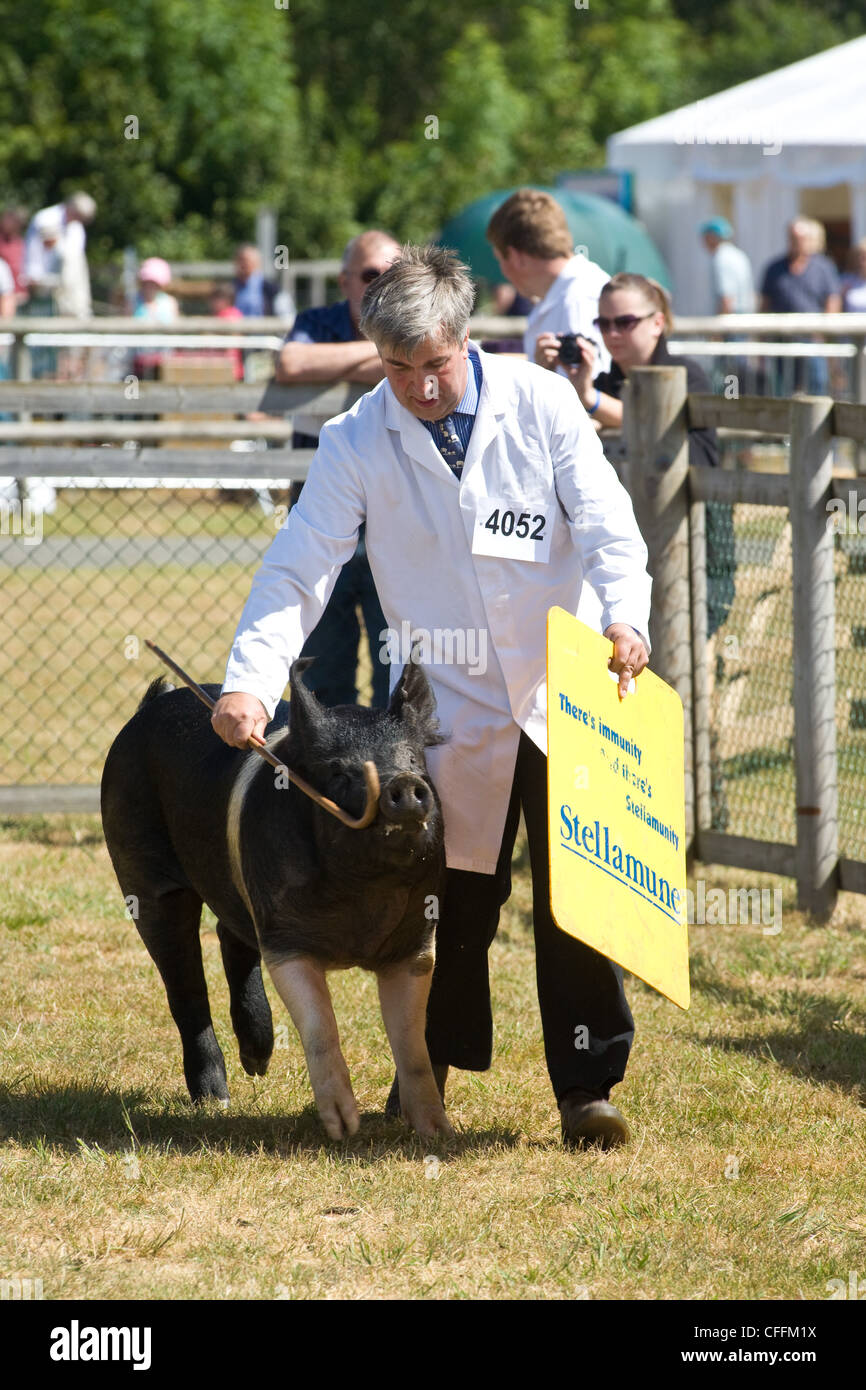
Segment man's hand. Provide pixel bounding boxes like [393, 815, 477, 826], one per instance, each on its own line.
[604, 624, 649, 700]
[211, 692, 269, 749]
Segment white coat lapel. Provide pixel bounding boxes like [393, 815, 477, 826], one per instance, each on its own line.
[383, 382, 459, 485]
[459, 351, 509, 479]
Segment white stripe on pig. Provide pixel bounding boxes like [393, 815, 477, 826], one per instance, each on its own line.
[225, 727, 290, 927]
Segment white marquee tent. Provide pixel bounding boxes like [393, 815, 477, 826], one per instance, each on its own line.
[607, 36, 866, 312]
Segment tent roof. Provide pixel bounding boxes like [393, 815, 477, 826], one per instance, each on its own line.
[609, 35, 866, 152]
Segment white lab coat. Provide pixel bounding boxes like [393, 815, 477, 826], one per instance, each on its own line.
[223, 346, 651, 874]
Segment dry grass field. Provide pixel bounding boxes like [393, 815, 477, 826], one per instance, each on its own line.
[1, 814, 865, 1302]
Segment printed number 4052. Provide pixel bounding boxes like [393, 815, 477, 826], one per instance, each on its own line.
[484, 508, 546, 540]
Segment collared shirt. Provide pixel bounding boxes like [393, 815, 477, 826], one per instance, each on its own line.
[524, 253, 611, 375]
[234, 272, 274, 317]
[710, 243, 755, 313]
[760, 253, 841, 313]
[419, 347, 482, 458]
[286, 300, 359, 445]
[287, 300, 357, 345]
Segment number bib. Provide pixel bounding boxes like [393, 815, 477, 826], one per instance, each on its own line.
[471, 498, 553, 563]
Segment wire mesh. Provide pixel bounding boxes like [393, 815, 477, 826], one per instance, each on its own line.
[834, 518, 866, 861]
[0, 484, 375, 787]
[703, 500, 796, 843]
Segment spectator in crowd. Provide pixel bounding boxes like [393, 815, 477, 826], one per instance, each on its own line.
[206, 282, 244, 380]
[0, 207, 28, 304]
[0, 255, 15, 318]
[841, 237, 866, 313]
[551, 271, 735, 826]
[491, 282, 534, 317]
[699, 217, 756, 314]
[132, 257, 179, 323]
[760, 218, 842, 394]
[486, 187, 610, 374]
[131, 257, 180, 379]
[23, 192, 96, 319]
[233, 244, 280, 317]
[274, 229, 401, 709]
[481, 281, 534, 355]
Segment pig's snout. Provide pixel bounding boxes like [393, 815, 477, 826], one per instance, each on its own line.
[379, 773, 433, 826]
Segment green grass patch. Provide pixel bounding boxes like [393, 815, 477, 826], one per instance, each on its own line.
[1, 817, 865, 1300]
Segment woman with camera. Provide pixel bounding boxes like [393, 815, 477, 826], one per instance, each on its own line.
[536, 271, 734, 828]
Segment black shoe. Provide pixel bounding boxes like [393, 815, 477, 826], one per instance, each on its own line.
[559, 1087, 631, 1150]
[385, 1063, 448, 1119]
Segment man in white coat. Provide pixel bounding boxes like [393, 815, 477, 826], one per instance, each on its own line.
[212, 245, 651, 1149]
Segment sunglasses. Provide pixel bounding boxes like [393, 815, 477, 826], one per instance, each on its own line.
[359, 267, 383, 284]
[592, 312, 656, 333]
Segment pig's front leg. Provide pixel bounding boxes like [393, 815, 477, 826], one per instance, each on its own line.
[267, 956, 360, 1141]
[377, 958, 455, 1142]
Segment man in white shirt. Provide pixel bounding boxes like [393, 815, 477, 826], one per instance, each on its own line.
[699, 217, 755, 315]
[486, 188, 611, 378]
[211, 245, 651, 1150]
[23, 192, 96, 317]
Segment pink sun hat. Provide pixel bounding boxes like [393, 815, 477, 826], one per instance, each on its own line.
[138, 256, 172, 287]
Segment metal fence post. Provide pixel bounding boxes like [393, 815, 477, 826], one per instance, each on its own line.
[789, 395, 839, 918]
[623, 365, 694, 842]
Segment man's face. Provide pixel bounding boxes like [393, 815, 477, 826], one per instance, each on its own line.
[492, 244, 531, 297]
[702, 232, 721, 254]
[235, 248, 260, 282]
[341, 240, 400, 324]
[381, 331, 470, 420]
[788, 223, 813, 259]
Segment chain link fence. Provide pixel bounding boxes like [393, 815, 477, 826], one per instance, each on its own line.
[1, 482, 375, 793]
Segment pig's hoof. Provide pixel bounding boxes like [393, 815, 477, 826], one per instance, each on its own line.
[317, 1089, 361, 1142]
[409, 1109, 455, 1143]
[189, 1077, 230, 1105]
[239, 1050, 270, 1077]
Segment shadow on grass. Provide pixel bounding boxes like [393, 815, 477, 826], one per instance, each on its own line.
[690, 959, 866, 1103]
[0, 1079, 522, 1160]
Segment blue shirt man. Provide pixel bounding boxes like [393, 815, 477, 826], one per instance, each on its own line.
[760, 218, 842, 395]
[276, 230, 401, 707]
[233, 244, 278, 316]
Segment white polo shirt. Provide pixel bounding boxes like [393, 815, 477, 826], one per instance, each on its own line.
[524, 254, 611, 375]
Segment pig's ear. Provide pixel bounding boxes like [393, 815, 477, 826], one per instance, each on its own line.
[388, 661, 444, 744]
[288, 658, 325, 742]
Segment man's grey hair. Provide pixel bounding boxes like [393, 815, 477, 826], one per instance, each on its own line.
[358, 244, 475, 356]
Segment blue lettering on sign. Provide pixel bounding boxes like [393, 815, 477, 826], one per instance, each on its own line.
[558, 691, 595, 730]
[559, 804, 682, 922]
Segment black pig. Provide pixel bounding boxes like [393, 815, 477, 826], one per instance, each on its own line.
[100, 658, 452, 1141]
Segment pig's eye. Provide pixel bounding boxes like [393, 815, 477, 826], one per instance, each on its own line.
[328, 763, 351, 792]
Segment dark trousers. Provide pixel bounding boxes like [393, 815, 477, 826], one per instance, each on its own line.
[425, 732, 634, 1102]
[299, 535, 389, 709]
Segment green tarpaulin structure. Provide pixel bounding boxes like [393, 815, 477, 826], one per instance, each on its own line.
[438, 186, 671, 288]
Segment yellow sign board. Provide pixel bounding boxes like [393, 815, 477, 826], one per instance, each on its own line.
[546, 606, 690, 1009]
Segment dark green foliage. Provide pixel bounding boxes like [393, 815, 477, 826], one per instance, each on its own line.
[0, 0, 860, 263]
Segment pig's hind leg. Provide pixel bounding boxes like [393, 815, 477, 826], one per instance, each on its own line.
[216, 922, 274, 1078]
[135, 887, 230, 1105]
[377, 960, 455, 1142]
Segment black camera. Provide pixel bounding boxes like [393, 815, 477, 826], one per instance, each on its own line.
[557, 333, 584, 366]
